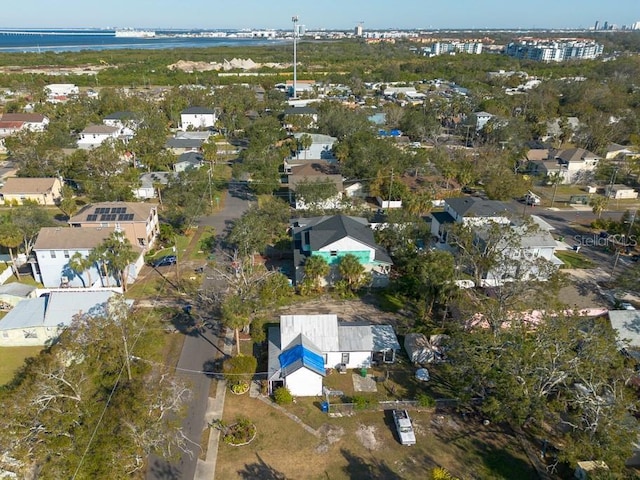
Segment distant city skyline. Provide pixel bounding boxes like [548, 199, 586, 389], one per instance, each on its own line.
[1, 0, 638, 31]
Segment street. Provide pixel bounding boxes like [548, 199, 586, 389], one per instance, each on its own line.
[147, 184, 251, 480]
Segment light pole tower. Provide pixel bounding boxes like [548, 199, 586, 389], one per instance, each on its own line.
[292, 15, 299, 99]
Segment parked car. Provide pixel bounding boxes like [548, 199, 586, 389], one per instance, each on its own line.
[621, 303, 637, 311]
[392, 409, 416, 446]
[151, 255, 177, 267]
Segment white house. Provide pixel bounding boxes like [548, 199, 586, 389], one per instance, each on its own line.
[102, 111, 139, 140]
[291, 215, 393, 287]
[554, 148, 600, 184]
[267, 314, 401, 396]
[31, 226, 139, 289]
[180, 107, 217, 130]
[44, 83, 79, 103]
[174, 151, 205, 173]
[0, 113, 49, 132]
[469, 111, 494, 131]
[606, 184, 638, 200]
[165, 131, 211, 154]
[289, 132, 337, 163]
[133, 171, 176, 200]
[77, 124, 121, 150]
[0, 177, 63, 206]
[0, 290, 120, 347]
[430, 197, 512, 240]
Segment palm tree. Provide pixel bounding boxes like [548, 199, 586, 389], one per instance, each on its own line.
[68, 252, 94, 288]
[298, 133, 313, 160]
[303, 255, 330, 291]
[589, 196, 607, 219]
[94, 232, 137, 292]
[338, 254, 365, 290]
[0, 223, 22, 280]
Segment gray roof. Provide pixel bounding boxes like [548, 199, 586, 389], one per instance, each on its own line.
[177, 151, 204, 165]
[175, 131, 211, 140]
[284, 107, 318, 115]
[0, 290, 119, 331]
[372, 325, 401, 351]
[556, 148, 600, 163]
[166, 137, 204, 149]
[0, 297, 46, 330]
[267, 326, 282, 381]
[338, 324, 373, 351]
[280, 314, 339, 352]
[293, 132, 337, 145]
[0, 283, 37, 298]
[139, 171, 177, 189]
[103, 111, 138, 121]
[293, 215, 375, 251]
[446, 197, 512, 218]
[34, 226, 114, 250]
[81, 124, 119, 135]
[181, 106, 215, 115]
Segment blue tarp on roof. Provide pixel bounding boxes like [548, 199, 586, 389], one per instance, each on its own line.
[279, 343, 325, 377]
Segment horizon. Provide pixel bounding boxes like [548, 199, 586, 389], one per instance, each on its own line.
[0, 0, 637, 31]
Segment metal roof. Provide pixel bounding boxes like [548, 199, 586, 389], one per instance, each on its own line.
[280, 314, 339, 352]
[0, 297, 46, 330]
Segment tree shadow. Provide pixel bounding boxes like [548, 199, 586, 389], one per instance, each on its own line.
[146, 456, 182, 480]
[237, 453, 288, 480]
[340, 448, 403, 480]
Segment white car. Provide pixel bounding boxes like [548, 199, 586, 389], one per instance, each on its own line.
[621, 303, 637, 311]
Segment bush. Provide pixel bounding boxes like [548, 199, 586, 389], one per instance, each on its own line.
[417, 393, 436, 408]
[431, 467, 458, 480]
[223, 355, 257, 388]
[273, 386, 293, 405]
[352, 394, 372, 410]
[250, 316, 267, 343]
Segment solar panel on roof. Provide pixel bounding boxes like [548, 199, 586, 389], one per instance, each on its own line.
[118, 213, 134, 221]
[87, 214, 98, 221]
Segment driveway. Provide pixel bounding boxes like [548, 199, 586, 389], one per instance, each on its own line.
[147, 184, 252, 480]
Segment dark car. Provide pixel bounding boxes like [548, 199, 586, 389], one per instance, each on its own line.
[151, 255, 177, 267]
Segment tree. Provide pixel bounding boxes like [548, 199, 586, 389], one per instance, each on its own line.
[57, 185, 79, 219]
[590, 196, 608, 218]
[297, 133, 313, 160]
[303, 255, 330, 292]
[293, 178, 339, 212]
[68, 251, 94, 288]
[338, 254, 366, 290]
[10, 204, 56, 256]
[93, 231, 137, 291]
[0, 223, 23, 280]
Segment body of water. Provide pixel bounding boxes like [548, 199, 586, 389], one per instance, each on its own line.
[0, 29, 286, 53]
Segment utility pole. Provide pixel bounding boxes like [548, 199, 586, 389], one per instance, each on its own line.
[292, 15, 299, 99]
[387, 167, 394, 211]
[208, 164, 214, 209]
[550, 168, 563, 208]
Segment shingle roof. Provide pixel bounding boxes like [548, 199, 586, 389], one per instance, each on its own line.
[288, 162, 343, 192]
[284, 107, 318, 115]
[0, 177, 59, 195]
[1, 113, 46, 123]
[69, 202, 157, 224]
[0, 121, 24, 129]
[181, 107, 215, 115]
[177, 151, 204, 165]
[166, 137, 204, 148]
[33, 227, 114, 250]
[556, 148, 600, 163]
[81, 124, 119, 135]
[446, 197, 511, 218]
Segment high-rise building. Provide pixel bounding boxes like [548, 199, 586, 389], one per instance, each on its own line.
[594, 20, 600, 30]
[355, 23, 363, 37]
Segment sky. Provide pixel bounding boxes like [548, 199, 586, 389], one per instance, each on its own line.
[1, 0, 638, 30]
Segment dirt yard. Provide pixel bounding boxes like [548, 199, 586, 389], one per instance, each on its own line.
[215, 393, 538, 479]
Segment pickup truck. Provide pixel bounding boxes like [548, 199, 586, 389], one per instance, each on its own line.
[392, 409, 416, 446]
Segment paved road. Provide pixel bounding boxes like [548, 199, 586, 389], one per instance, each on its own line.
[147, 185, 251, 480]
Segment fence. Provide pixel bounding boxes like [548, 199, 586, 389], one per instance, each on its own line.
[326, 398, 461, 416]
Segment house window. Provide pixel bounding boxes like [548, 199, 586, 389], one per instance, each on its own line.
[330, 251, 338, 256]
[63, 250, 70, 259]
[2, 332, 8, 338]
[50, 251, 56, 259]
[137, 238, 146, 247]
[23, 330, 37, 339]
[341, 353, 350, 365]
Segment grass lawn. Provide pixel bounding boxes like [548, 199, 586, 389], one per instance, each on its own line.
[556, 250, 595, 269]
[0, 346, 43, 385]
[216, 392, 537, 480]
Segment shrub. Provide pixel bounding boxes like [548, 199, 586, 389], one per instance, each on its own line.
[223, 355, 257, 388]
[417, 393, 436, 408]
[431, 467, 457, 480]
[352, 394, 371, 410]
[250, 316, 267, 343]
[273, 386, 293, 405]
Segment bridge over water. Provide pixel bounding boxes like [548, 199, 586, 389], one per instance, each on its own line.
[0, 30, 113, 36]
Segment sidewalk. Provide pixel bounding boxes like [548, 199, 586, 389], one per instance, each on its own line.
[195, 326, 234, 480]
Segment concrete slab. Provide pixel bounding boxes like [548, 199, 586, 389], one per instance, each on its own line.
[352, 373, 377, 393]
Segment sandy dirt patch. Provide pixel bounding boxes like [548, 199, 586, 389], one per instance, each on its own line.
[355, 424, 379, 451]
